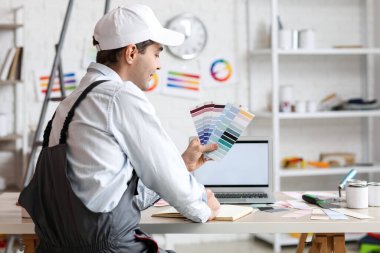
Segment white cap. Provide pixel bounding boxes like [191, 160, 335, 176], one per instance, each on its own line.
[93, 4, 185, 51]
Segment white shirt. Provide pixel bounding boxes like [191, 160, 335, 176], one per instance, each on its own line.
[49, 62, 211, 223]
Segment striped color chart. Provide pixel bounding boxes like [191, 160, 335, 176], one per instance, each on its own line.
[191, 103, 227, 145]
[166, 71, 200, 91]
[39, 72, 76, 94]
[199, 102, 214, 144]
[190, 103, 208, 143]
[190, 102, 254, 160]
[205, 104, 255, 161]
[205, 104, 225, 144]
[190, 102, 214, 144]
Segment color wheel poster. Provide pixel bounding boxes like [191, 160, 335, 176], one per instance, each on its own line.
[144, 69, 164, 94]
[161, 65, 201, 100]
[202, 57, 237, 87]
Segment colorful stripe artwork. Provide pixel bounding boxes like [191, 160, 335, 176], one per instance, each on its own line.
[190, 102, 254, 161]
[166, 71, 200, 91]
[39, 72, 76, 94]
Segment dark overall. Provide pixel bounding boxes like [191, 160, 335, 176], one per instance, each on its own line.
[19, 80, 175, 253]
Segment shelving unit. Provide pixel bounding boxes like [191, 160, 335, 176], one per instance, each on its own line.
[247, 0, 379, 251]
[248, 0, 380, 191]
[0, 7, 26, 191]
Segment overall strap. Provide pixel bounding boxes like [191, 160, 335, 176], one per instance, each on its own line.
[42, 113, 56, 148]
[59, 80, 108, 144]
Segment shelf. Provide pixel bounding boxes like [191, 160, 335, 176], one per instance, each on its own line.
[0, 24, 23, 30]
[0, 134, 23, 142]
[251, 48, 380, 55]
[255, 110, 380, 119]
[280, 165, 380, 177]
[0, 80, 23, 85]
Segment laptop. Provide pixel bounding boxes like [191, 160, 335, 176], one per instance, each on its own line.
[193, 136, 275, 204]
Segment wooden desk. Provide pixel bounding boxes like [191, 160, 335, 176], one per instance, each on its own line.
[1, 192, 380, 253]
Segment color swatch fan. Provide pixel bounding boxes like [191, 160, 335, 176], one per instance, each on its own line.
[190, 102, 255, 161]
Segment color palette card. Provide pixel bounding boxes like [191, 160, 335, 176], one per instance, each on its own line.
[190, 102, 254, 161]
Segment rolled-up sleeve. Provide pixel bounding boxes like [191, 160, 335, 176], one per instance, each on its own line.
[110, 85, 210, 222]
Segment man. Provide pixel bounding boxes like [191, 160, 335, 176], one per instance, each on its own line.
[19, 4, 220, 253]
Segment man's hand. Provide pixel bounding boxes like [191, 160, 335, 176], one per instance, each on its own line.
[206, 189, 220, 221]
[182, 138, 218, 172]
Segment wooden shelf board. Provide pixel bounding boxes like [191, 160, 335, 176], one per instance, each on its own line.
[0, 134, 23, 142]
[0, 80, 23, 85]
[0, 24, 23, 30]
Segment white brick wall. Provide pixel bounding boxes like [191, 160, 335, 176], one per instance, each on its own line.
[0, 0, 249, 185]
[0, 0, 379, 189]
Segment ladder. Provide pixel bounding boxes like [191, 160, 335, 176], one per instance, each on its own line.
[22, 0, 111, 187]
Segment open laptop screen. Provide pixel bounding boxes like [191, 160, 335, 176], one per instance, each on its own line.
[193, 140, 269, 187]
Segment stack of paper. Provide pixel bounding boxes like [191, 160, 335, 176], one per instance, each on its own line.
[190, 102, 255, 161]
[152, 205, 255, 221]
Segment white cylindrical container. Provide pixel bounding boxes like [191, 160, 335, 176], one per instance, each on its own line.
[279, 29, 292, 50]
[280, 85, 294, 112]
[368, 182, 380, 207]
[299, 29, 315, 49]
[291, 30, 299, 50]
[346, 181, 368, 209]
[0, 114, 8, 137]
[295, 101, 306, 113]
[307, 100, 318, 113]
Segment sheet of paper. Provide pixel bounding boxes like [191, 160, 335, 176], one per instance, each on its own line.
[283, 192, 303, 200]
[323, 209, 348, 220]
[265, 208, 289, 213]
[330, 208, 374, 219]
[282, 211, 309, 218]
[311, 215, 330, 220]
[287, 200, 313, 210]
[312, 209, 325, 215]
[272, 201, 293, 208]
[293, 209, 312, 214]
[311, 208, 329, 220]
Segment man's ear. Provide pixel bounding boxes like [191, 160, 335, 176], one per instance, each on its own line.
[124, 44, 138, 64]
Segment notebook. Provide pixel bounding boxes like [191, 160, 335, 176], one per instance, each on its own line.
[193, 136, 275, 204]
[152, 204, 255, 221]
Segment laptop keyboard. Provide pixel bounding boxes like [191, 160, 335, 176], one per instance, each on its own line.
[215, 192, 268, 199]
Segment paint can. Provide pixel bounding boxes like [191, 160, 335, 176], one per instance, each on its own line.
[368, 182, 380, 207]
[346, 181, 368, 209]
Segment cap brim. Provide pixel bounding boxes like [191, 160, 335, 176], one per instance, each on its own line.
[151, 28, 185, 46]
